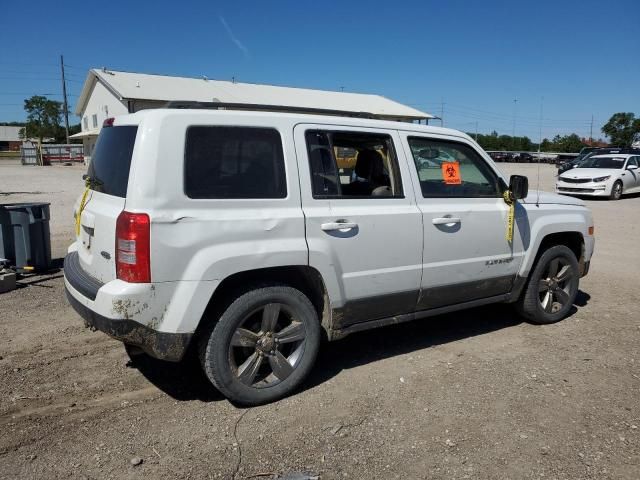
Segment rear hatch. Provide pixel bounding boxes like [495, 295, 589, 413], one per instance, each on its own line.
[76, 124, 138, 284]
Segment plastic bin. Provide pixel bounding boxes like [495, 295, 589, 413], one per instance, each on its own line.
[0, 202, 52, 272]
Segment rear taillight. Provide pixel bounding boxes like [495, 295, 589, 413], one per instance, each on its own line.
[115, 211, 150, 283]
[103, 117, 115, 127]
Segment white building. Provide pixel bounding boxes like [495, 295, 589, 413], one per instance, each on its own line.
[72, 69, 432, 160]
[0, 126, 22, 151]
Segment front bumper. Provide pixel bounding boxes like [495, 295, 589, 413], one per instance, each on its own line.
[556, 182, 611, 197]
[63, 252, 192, 362]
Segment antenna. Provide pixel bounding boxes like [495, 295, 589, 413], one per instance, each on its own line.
[536, 96, 543, 206]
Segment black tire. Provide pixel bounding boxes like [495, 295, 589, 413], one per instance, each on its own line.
[516, 245, 580, 324]
[199, 285, 321, 406]
[609, 180, 623, 200]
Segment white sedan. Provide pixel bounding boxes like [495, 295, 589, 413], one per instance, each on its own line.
[556, 154, 640, 200]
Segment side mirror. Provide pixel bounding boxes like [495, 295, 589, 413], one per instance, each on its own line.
[627, 164, 638, 171]
[509, 175, 529, 200]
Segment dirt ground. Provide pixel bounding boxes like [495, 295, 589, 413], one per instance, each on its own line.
[1, 161, 639, 479]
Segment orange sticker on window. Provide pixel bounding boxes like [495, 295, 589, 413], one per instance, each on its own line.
[441, 161, 461, 184]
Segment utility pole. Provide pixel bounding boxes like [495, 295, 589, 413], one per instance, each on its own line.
[512, 98, 518, 138]
[589, 115, 594, 144]
[475, 121, 478, 141]
[60, 55, 70, 144]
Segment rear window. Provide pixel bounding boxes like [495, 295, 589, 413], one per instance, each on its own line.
[184, 126, 286, 199]
[86, 126, 137, 198]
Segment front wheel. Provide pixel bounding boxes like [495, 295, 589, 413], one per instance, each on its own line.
[516, 245, 579, 324]
[609, 180, 623, 200]
[199, 285, 321, 406]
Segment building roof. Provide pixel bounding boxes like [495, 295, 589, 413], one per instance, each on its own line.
[69, 128, 100, 139]
[75, 69, 432, 121]
[0, 126, 22, 142]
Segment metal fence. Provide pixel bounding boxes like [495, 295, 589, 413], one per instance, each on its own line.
[21, 144, 84, 166]
[21, 146, 38, 165]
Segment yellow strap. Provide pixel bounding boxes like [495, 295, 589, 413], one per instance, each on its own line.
[503, 190, 515, 243]
[75, 183, 91, 236]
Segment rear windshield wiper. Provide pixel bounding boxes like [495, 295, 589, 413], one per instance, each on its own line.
[82, 174, 103, 188]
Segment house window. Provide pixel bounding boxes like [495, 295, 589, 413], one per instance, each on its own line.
[92, 114, 98, 128]
[83, 117, 88, 130]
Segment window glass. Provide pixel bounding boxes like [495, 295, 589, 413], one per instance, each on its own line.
[628, 156, 639, 167]
[92, 114, 98, 128]
[579, 156, 625, 169]
[306, 130, 402, 198]
[407, 137, 504, 198]
[185, 126, 286, 199]
[83, 117, 88, 130]
[87, 126, 137, 198]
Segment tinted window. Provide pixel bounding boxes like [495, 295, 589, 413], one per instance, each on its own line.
[87, 126, 137, 198]
[408, 137, 504, 198]
[185, 127, 286, 199]
[306, 130, 403, 198]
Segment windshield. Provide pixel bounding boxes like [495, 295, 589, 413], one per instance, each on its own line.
[578, 156, 625, 169]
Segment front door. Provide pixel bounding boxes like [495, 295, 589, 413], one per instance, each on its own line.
[624, 156, 640, 192]
[400, 133, 525, 310]
[294, 125, 423, 327]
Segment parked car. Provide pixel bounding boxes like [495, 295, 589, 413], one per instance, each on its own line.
[515, 152, 534, 163]
[556, 153, 640, 200]
[487, 151, 509, 162]
[64, 105, 595, 405]
[557, 147, 640, 175]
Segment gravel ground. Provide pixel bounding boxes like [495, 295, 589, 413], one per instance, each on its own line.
[1, 161, 639, 479]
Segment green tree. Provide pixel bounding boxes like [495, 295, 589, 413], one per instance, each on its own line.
[601, 112, 640, 147]
[23, 95, 62, 143]
[540, 138, 552, 151]
[552, 133, 585, 152]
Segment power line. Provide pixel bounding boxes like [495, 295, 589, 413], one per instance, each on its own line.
[0, 92, 78, 97]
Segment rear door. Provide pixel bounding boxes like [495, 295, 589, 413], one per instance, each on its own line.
[75, 124, 137, 283]
[294, 124, 423, 327]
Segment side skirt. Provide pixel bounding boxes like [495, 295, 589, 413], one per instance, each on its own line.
[327, 275, 529, 341]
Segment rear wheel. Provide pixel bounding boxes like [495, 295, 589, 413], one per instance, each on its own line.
[610, 180, 623, 200]
[517, 245, 579, 324]
[199, 285, 321, 405]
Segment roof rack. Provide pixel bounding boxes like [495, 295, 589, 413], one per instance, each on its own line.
[163, 101, 379, 119]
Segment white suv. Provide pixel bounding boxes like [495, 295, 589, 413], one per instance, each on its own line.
[64, 105, 595, 405]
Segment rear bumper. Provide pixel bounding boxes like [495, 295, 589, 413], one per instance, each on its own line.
[65, 288, 192, 361]
[63, 251, 192, 362]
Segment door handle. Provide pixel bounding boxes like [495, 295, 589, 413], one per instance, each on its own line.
[432, 217, 461, 225]
[321, 220, 358, 231]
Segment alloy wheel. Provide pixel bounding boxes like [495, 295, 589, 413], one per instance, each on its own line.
[612, 183, 622, 199]
[538, 258, 575, 313]
[229, 303, 306, 388]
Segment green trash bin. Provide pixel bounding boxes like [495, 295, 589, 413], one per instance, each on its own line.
[0, 202, 52, 272]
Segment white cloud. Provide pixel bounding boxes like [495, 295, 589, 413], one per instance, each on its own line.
[219, 16, 250, 59]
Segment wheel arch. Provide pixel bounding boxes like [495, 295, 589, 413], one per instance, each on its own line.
[527, 231, 585, 276]
[193, 265, 331, 341]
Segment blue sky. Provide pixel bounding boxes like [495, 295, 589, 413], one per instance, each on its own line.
[1, 0, 638, 141]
